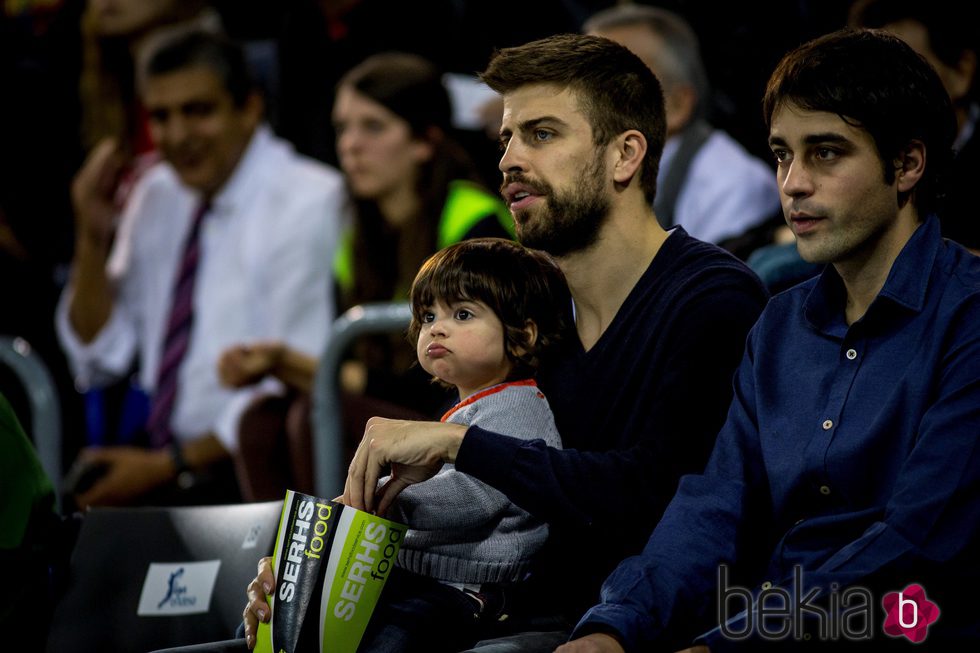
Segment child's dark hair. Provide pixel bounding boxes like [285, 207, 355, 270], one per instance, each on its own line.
[409, 238, 572, 381]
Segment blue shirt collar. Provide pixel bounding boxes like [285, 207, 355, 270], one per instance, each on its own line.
[803, 215, 942, 333]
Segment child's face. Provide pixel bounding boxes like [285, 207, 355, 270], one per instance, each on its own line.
[416, 298, 512, 399]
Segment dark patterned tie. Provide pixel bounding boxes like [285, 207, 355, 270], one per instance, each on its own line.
[146, 200, 210, 448]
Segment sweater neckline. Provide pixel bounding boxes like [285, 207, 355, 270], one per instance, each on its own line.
[440, 379, 538, 422]
[574, 228, 686, 358]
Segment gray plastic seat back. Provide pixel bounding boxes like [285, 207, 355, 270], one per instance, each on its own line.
[0, 335, 61, 508]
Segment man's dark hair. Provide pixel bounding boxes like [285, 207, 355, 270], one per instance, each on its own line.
[480, 33, 666, 205]
[763, 28, 957, 217]
[142, 29, 255, 107]
[409, 238, 573, 381]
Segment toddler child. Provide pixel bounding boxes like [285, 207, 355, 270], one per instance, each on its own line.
[362, 237, 573, 651]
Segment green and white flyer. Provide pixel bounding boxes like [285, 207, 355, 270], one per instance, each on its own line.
[255, 490, 406, 653]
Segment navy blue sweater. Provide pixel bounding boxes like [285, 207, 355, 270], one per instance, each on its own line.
[455, 227, 768, 618]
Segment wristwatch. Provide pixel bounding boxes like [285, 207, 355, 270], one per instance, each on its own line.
[170, 441, 196, 490]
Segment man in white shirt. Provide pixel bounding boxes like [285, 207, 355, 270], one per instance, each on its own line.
[57, 30, 345, 506]
[585, 4, 780, 245]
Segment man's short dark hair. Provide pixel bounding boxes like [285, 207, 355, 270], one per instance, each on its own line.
[763, 28, 957, 217]
[142, 29, 255, 107]
[409, 238, 573, 381]
[480, 33, 666, 205]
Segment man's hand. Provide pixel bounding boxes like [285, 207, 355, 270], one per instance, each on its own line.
[73, 446, 173, 508]
[71, 137, 126, 246]
[243, 556, 275, 649]
[555, 633, 626, 653]
[67, 138, 129, 341]
[217, 342, 283, 388]
[342, 417, 467, 515]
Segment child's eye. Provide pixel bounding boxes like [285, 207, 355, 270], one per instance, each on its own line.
[454, 309, 473, 320]
[421, 311, 435, 323]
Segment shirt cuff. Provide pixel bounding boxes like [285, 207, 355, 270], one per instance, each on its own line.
[572, 603, 651, 652]
[212, 379, 285, 452]
[54, 288, 136, 389]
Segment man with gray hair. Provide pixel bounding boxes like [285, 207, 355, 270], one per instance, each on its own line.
[585, 4, 780, 246]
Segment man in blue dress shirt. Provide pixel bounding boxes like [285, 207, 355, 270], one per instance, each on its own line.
[562, 29, 980, 652]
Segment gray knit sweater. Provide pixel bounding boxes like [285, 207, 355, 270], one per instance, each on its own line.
[388, 380, 562, 584]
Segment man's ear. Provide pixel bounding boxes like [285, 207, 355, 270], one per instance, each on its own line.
[612, 130, 647, 186]
[242, 91, 264, 130]
[895, 140, 926, 193]
[664, 84, 697, 135]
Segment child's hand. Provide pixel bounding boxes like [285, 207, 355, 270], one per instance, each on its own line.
[217, 342, 283, 388]
[243, 556, 276, 649]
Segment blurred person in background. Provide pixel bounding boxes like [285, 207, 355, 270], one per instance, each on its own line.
[57, 30, 345, 508]
[79, 0, 221, 159]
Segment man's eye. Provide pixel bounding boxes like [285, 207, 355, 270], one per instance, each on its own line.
[534, 129, 552, 142]
[455, 309, 472, 320]
[815, 147, 838, 161]
[363, 119, 386, 134]
[771, 148, 790, 163]
[184, 101, 216, 118]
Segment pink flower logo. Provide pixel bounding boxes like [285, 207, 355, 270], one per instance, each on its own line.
[881, 584, 940, 643]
